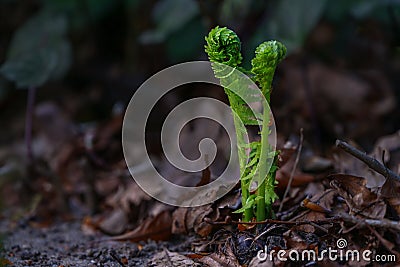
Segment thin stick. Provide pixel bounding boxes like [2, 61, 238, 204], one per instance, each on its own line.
[309, 222, 329, 233]
[278, 128, 304, 213]
[336, 140, 400, 183]
[204, 216, 339, 226]
[339, 212, 400, 231]
[206, 213, 400, 231]
[25, 86, 36, 165]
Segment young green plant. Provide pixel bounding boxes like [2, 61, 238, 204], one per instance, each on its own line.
[205, 26, 286, 222]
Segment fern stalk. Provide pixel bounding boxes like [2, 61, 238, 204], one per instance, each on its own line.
[256, 101, 269, 221]
[232, 113, 252, 222]
[251, 41, 286, 221]
[205, 26, 286, 222]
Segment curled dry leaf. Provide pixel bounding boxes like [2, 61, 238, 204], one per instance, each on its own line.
[329, 174, 386, 219]
[172, 205, 216, 237]
[172, 190, 241, 237]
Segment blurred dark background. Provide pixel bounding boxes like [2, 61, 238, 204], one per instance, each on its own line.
[0, 0, 399, 216]
[1, 0, 399, 145]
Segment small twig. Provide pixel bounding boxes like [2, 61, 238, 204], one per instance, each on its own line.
[279, 128, 304, 213]
[336, 140, 400, 183]
[309, 222, 329, 233]
[204, 216, 339, 226]
[25, 86, 36, 165]
[208, 214, 400, 235]
[339, 212, 400, 231]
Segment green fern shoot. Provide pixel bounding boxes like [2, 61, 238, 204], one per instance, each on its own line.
[205, 26, 286, 222]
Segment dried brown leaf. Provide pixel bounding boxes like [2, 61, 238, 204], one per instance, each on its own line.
[109, 210, 172, 242]
[307, 188, 336, 212]
[106, 182, 151, 212]
[291, 211, 326, 232]
[283, 230, 310, 251]
[172, 205, 214, 237]
[197, 243, 241, 267]
[329, 174, 386, 219]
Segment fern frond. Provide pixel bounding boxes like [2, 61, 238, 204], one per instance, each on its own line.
[205, 27, 262, 126]
[251, 41, 286, 102]
[205, 26, 242, 67]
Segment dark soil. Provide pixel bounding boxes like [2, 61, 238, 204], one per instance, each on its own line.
[0, 218, 193, 267]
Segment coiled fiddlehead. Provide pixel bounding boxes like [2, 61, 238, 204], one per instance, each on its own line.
[251, 41, 286, 103]
[205, 26, 242, 67]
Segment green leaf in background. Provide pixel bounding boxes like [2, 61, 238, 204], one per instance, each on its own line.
[0, 9, 72, 88]
[249, 0, 327, 56]
[139, 0, 199, 44]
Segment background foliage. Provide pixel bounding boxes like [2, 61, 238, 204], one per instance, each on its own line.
[0, 0, 399, 145]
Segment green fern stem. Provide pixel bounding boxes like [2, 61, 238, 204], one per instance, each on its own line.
[205, 26, 253, 221]
[232, 112, 252, 222]
[252, 41, 286, 221]
[256, 101, 269, 221]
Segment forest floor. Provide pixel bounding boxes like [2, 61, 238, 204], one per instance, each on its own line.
[1, 218, 197, 267]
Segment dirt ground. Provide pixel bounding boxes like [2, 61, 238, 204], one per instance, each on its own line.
[1, 218, 194, 267]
